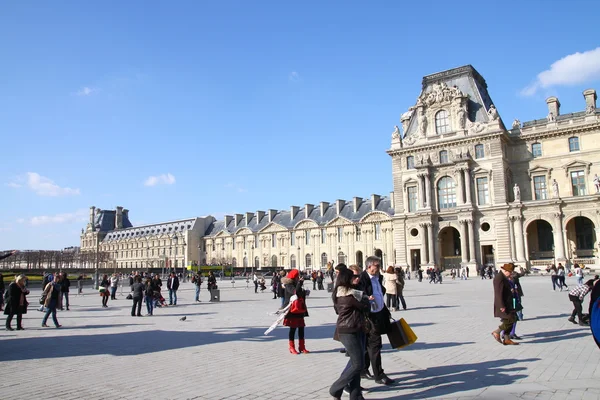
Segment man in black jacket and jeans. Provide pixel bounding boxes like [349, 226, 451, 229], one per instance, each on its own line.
[359, 256, 394, 386]
[167, 272, 180, 306]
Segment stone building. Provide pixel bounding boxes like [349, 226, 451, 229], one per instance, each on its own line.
[389, 65, 600, 271]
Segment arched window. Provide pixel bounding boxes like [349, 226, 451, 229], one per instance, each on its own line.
[338, 251, 346, 265]
[439, 150, 449, 164]
[271, 255, 277, 267]
[305, 254, 312, 269]
[475, 144, 485, 159]
[321, 252, 328, 267]
[290, 254, 296, 269]
[437, 176, 457, 210]
[435, 110, 450, 134]
[254, 256, 260, 269]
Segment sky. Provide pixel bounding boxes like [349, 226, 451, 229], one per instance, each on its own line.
[1, 1, 600, 250]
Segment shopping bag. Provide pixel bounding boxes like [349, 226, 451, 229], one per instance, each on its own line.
[387, 319, 409, 349]
[400, 318, 418, 346]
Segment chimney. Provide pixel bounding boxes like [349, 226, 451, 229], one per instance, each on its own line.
[353, 197, 362, 212]
[290, 206, 299, 220]
[268, 209, 277, 223]
[244, 212, 254, 226]
[390, 191, 395, 209]
[371, 194, 381, 211]
[336, 199, 345, 215]
[235, 213, 243, 226]
[89, 206, 96, 227]
[256, 210, 265, 223]
[304, 204, 314, 219]
[320, 201, 329, 217]
[224, 215, 233, 228]
[583, 89, 597, 110]
[122, 209, 129, 222]
[546, 96, 560, 118]
[115, 206, 123, 230]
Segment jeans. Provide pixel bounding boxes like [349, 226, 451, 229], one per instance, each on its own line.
[397, 294, 407, 310]
[386, 293, 398, 309]
[169, 289, 177, 305]
[132, 297, 142, 316]
[570, 294, 583, 321]
[254, 281, 258, 293]
[62, 292, 69, 309]
[577, 276, 584, 285]
[110, 286, 117, 299]
[330, 332, 364, 400]
[551, 276, 558, 290]
[195, 285, 201, 301]
[145, 295, 154, 315]
[42, 300, 59, 327]
[280, 296, 285, 308]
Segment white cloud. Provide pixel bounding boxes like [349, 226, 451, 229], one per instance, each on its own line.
[76, 86, 97, 96]
[289, 71, 300, 82]
[144, 173, 176, 187]
[521, 47, 600, 96]
[24, 172, 80, 196]
[6, 182, 22, 188]
[19, 209, 88, 226]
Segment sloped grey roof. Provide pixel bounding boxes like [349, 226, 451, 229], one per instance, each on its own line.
[95, 210, 133, 232]
[204, 195, 394, 237]
[103, 218, 197, 242]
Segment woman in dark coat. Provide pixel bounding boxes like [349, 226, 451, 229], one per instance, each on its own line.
[99, 274, 110, 308]
[282, 269, 309, 354]
[4, 274, 30, 331]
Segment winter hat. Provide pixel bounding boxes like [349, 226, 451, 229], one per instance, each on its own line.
[287, 269, 300, 280]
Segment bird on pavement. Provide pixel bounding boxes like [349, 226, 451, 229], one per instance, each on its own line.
[180, 316, 187, 321]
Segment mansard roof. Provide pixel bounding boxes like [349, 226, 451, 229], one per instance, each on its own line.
[204, 195, 394, 237]
[94, 209, 133, 232]
[103, 218, 198, 242]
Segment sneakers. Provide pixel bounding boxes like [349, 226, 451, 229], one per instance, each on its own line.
[568, 317, 577, 324]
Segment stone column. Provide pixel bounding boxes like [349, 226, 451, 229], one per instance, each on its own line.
[459, 220, 469, 264]
[553, 212, 567, 262]
[508, 217, 516, 261]
[417, 174, 424, 209]
[455, 168, 464, 205]
[464, 169, 472, 205]
[513, 216, 526, 262]
[419, 223, 429, 265]
[424, 172, 431, 209]
[467, 219, 476, 263]
[427, 222, 435, 266]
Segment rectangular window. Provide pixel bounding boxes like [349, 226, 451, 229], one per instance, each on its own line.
[475, 144, 485, 159]
[406, 156, 415, 170]
[569, 137, 580, 152]
[290, 232, 295, 246]
[305, 231, 310, 245]
[374, 223, 381, 240]
[571, 170, 586, 196]
[271, 233, 276, 248]
[356, 226, 361, 242]
[232, 240, 235, 250]
[321, 228, 326, 244]
[533, 176, 547, 200]
[337, 227, 343, 242]
[476, 177, 489, 205]
[439, 150, 449, 164]
[532, 143, 542, 158]
[407, 186, 417, 212]
[255, 235, 258, 248]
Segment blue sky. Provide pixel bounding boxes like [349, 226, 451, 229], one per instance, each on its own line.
[1, 1, 600, 250]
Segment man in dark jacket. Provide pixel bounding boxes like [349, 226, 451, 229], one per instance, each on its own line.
[359, 256, 394, 385]
[60, 272, 70, 311]
[492, 263, 519, 345]
[167, 272, 180, 305]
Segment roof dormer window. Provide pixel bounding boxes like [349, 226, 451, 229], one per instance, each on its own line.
[435, 110, 450, 134]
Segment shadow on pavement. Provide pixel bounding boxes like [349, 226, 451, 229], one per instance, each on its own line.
[382, 341, 474, 353]
[404, 305, 457, 311]
[528, 313, 570, 320]
[373, 358, 537, 399]
[524, 328, 590, 343]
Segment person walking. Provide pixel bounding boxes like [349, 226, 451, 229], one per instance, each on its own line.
[282, 269, 310, 354]
[42, 273, 62, 328]
[568, 279, 595, 326]
[574, 264, 584, 285]
[192, 272, 203, 302]
[144, 277, 154, 316]
[491, 263, 518, 345]
[0, 273, 5, 312]
[167, 272, 180, 305]
[131, 276, 144, 317]
[317, 271, 325, 291]
[382, 266, 397, 312]
[60, 272, 70, 311]
[360, 256, 394, 385]
[329, 267, 370, 400]
[253, 272, 259, 293]
[99, 274, 110, 308]
[548, 264, 558, 291]
[507, 273, 523, 340]
[76, 274, 83, 295]
[207, 271, 217, 302]
[557, 264, 568, 291]
[395, 267, 407, 310]
[4, 274, 30, 331]
[110, 273, 119, 300]
[311, 270, 317, 290]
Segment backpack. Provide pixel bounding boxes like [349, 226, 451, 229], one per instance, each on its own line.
[290, 297, 307, 314]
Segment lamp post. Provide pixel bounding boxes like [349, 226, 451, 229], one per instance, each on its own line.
[94, 232, 100, 290]
[250, 245, 254, 276]
[221, 245, 225, 280]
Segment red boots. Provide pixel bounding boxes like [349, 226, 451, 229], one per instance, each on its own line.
[298, 339, 310, 354]
[289, 340, 299, 354]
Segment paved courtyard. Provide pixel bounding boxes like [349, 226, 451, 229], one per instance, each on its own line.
[0, 274, 598, 400]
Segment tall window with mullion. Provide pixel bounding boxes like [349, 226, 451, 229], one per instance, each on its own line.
[475, 144, 485, 159]
[569, 137, 580, 152]
[531, 142, 542, 158]
[476, 177, 489, 205]
[439, 150, 449, 164]
[533, 176, 547, 200]
[571, 170, 586, 196]
[407, 186, 418, 212]
[437, 176, 457, 210]
[435, 110, 450, 134]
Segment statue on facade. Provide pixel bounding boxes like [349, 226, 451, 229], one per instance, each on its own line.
[392, 125, 400, 139]
[457, 106, 467, 129]
[547, 112, 556, 122]
[586, 104, 596, 115]
[418, 108, 427, 136]
[487, 104, 499, 121]
[552, 179, 559, 198]
[512, 119, 521, 129]
[594, 174, 600, 193]
[451, 85, 463, 98]
[513, 184, 521, 202]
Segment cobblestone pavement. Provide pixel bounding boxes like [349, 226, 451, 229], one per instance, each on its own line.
[0, 275, 598, 400]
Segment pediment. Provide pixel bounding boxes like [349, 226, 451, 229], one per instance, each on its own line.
[294, 219, 319, 230]
[528, 165, 553, 179]
[325, 216, 353, 227]
[360, 211, 391, 223]
[258, 222, 287, 233]
[234, 227, 253, 235]
[562, 159, 591, 176]
[214, 230, 230, 238]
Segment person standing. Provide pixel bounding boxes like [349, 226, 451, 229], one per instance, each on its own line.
[110, 273, 119, 300]
[207, 271, 217, 302]
[192, 272, 203, 302]
[282, 269, 310, 354]
[360, 256, 393, 385]
[42, 274, 62, 328]
[4, 275, 30, 331]
[311, 270, 317, 290]
[99, 274, 110, 308]
[60, 272, 70, 311]
[76, 274, 83, 295]
[167, 272, 180, 306]
[329, 267, 370, 400]
[574, 264, 584, 285]
[253, 272, 259, 294]
[568, 279, 595, 326]
[317, 271, 324, 290]
[131, 276, 144, 317]
[144, 277, 154, 316]
[382, 266, 397, 312]
[0, 273, 5, 312]
[491, 263, 518, 345]
[395, 267, 407, 310]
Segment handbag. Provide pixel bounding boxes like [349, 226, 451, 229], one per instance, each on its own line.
[290, 297, 307, 313]
[387, 318, 418, 349]
[39, 294, 47, 305]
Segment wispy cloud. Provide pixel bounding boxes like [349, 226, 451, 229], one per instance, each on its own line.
[76, 86, 98, 96]
[18, 209, 88, 226]
[224, 183, 247, 193]
[289, 71, 300, 82]
[144, 173, 176, 187]
[521, 47, 600, 96]
[7, 172, 80, 196]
